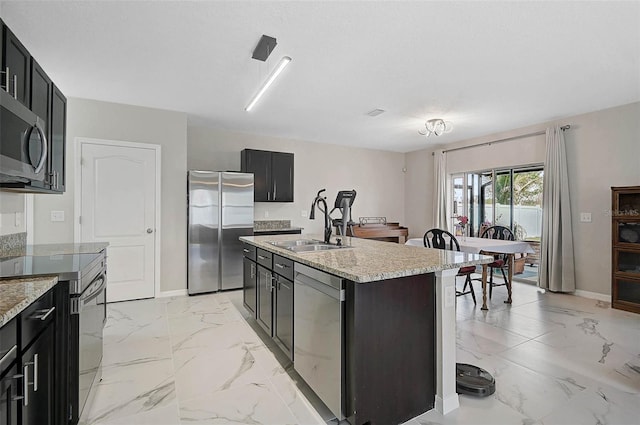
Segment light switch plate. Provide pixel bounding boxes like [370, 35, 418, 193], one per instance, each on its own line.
[51, 210, 65, 222]
[580, 212, 592, 223]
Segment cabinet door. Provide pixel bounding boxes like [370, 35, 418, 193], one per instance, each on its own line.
[2, 26, 30, 107]
[243, 257, 257, 317]
[21, 325, 54, 425]
[257, 265, 273, 335]
[0, 364, 19, 425]
[271, 152, 294, 202]
[27, 59, 52, 191]
[49, 85, 66, 192]
[274, 275, 294, 360]
[242, 149, 271, 202]
[53, 283, 69, 425]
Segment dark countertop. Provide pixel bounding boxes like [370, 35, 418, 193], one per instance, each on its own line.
[253, 227, 304, 233]
[0, 275, 58, 327]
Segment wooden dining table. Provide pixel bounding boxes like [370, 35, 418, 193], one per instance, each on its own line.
[405, 237, 535, 310]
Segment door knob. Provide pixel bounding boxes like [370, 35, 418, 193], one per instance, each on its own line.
[146, 228, 153, 234]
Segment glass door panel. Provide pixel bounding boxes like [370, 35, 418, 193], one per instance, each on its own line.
[494, 170, 512, 228]
[512, 169, 544, 241]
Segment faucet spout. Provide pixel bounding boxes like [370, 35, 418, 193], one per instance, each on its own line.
[310, 189, 332, 244]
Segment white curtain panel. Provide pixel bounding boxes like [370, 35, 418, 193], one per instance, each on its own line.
[433, 150, 448, 230]
[540, 126, 576, 292]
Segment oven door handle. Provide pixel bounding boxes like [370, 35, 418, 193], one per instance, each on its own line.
[72, 274, 106, 314]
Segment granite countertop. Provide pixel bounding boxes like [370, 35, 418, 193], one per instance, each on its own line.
[0, 275, 58, 327]
[240, 234, 493, 283]
[20, 242, 109, 257]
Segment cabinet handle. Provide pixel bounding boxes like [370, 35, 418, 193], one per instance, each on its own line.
[33, 354, 39, 392]
[275, 263, 288, 269]
[258, 255, 268, 260]
[273, 181, 277, 200]
[23, 363, 29, 406]
[32, 306, 56, 321]
[250, 263, 255, 279]
[12, 75, 18, 100]
[243, 248, 250, 253]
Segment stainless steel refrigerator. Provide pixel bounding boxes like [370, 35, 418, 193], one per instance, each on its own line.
[187, 171, 254, 294]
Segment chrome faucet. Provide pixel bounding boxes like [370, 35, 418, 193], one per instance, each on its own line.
[310, 189, 332, 243]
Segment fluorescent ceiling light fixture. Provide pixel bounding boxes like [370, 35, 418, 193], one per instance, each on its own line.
[245, 56, 292, 112]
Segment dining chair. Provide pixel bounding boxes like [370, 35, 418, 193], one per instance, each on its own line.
[423, 228, 477, 304]
[479, 225, 514, 299]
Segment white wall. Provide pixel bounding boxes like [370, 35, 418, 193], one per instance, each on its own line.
[404, 101, 640, 296]
[0, 192, 26, 235]
[187, 126, 406, 235]
[32, 98, 188, 292]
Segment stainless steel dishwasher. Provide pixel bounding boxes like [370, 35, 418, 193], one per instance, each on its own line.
[294, 263, 345, 421]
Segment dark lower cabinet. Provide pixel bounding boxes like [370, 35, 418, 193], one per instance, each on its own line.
[243, 257, 257, 317]
[274, 274, 294, 360]
[0, 364, 19, 425]
[21, 325, 54, 425]
[257, 265, 273, 335]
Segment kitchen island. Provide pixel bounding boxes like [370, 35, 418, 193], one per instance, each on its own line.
[240, 234, 493, 425]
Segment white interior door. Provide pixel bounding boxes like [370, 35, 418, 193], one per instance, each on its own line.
[80, 142, 158, 302]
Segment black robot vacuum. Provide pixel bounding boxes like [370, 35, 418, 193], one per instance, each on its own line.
[456, 363, 496, 397]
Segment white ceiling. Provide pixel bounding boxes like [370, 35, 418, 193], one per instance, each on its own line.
[1, 1, 639, 153]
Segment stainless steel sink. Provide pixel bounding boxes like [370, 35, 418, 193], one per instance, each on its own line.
[267, 239, 351, 253]
[288, 244, 348, 252]
[268, 239, 320, 247]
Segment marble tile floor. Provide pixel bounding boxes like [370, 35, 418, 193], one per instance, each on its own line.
[80, 279, 640, 425]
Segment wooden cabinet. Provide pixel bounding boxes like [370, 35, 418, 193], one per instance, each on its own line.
[1, 25, 30, 108]
[243, 256, 257, 317]
[20, 325, 54, 425]
[48, 85, 66, 192]
[1, 20, 67, 194]
[273, 255, 293, 360]
[611, 186, 640, 314]
[241, 149, 294, 202]
[243, 245, 295, 360]
[256, 264, 274, 335]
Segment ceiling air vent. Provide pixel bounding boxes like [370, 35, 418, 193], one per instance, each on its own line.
[366, 109, 385, 117]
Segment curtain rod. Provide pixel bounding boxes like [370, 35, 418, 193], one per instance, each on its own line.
[433, 125, 570, 155]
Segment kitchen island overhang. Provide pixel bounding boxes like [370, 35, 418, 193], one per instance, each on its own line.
[240, 234, 493, 425]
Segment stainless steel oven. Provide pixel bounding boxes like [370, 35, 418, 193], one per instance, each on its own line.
[0, 88, 48, 183]
[69, 256, 106, 424]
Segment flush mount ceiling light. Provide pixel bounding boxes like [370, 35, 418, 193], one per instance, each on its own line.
[418, 118, 453, 137]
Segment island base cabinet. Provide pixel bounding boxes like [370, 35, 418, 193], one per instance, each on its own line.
[257, 265, 273, 335]
[274, 274, 293, 360]
[21, 325, 54, 425]
[0, 364, 19, 425]
[243, 257, 257, 317]
[344, 274, 436, 425]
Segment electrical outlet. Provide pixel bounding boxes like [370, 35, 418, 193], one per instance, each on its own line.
[580, 212, 592, 223]
[301, 210, 308, 217]
[51, 210, 65, 222]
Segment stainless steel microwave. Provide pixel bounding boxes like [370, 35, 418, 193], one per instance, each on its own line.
[0, 88, 48, 183]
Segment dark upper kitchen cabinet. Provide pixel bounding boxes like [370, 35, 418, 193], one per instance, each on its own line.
[241, 149, 294, 202]
[49, 85, 66, 192]
[26, 59, 52, 192]
[0, 20, 67, 194]
[2, 25, 30, 108]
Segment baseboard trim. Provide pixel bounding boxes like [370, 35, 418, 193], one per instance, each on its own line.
[435, 394, 459, 415]
[574, 289, 610, 302]
[158, 289, 188, 298]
